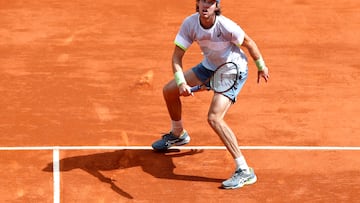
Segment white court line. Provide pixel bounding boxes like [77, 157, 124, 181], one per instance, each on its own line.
[0, 146, 360, 150]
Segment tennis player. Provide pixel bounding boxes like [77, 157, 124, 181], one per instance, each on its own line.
[152, 0, 269, 189]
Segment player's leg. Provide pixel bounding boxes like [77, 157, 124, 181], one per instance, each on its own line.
[207, 93, 242, 159]
[207, 94, 257, 189]
[209, 69, 248, 160]
[208, 68, 257, 188]
[152, 67, 203, 151]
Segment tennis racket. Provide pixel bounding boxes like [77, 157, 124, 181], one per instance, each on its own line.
[191, 62, 239, 93]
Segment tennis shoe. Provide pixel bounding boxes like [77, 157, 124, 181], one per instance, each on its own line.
[222, 167, 257, 189]
[152, 131, 190, 151]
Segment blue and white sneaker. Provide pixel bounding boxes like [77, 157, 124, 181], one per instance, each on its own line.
[222, 168, 257, 189]
[152, 131, 190, 151]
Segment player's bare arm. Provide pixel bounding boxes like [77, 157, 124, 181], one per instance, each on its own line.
[172, 45, 185, 74]
[241, 34, 269, 83]
[172, 45, 193, 96]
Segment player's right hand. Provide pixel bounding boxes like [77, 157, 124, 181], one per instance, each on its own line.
[178, 83, 194, 97]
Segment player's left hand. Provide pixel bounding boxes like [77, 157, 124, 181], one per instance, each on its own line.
[257, 67, 269, 83]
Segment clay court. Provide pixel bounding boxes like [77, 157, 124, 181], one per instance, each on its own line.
[1, 0, 359, 202]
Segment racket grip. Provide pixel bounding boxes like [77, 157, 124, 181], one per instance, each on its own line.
[190, 85, 201, 92]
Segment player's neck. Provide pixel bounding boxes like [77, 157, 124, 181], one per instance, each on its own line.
[199, 15, 216, 29]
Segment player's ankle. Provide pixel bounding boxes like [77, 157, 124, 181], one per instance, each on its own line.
[172, 129, 186, 137]
[171, 129, 182, 137]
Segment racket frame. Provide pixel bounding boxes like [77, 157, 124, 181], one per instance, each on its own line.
[191, 62, 240, 93]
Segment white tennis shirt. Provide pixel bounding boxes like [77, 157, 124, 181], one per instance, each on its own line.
[174, 13, 248, 72]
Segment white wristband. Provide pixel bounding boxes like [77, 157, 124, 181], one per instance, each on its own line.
[174, 71, 186, 86]
[255, 57, 266, 71]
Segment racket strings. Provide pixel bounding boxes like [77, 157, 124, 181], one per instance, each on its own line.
[211, 63, 239, 93]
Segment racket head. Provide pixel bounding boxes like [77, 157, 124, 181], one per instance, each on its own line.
[210, 62, 239, 93]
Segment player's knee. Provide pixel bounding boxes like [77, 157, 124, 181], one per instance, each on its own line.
[207, 114, 221, 128]
[163, 84, 170, 97]
[163, 81, 179, 99]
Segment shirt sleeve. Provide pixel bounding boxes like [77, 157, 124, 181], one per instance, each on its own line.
[225, 18, 245, 46]
[174, 17, 194, 51]
[232, 26, 245, 46]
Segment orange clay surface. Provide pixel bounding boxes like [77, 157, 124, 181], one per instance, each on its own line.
[0, 0, 359, 202]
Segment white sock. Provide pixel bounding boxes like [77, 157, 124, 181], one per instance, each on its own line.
[171, 120, 183, 136]
[235, 156, 250, 173]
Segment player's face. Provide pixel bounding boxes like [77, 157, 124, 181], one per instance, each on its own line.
[198, 0, 217, 19]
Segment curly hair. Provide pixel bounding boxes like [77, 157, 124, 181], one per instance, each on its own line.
[196, 0, 222, 16]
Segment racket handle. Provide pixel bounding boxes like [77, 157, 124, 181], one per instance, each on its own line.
[190, 85, 202, 92]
